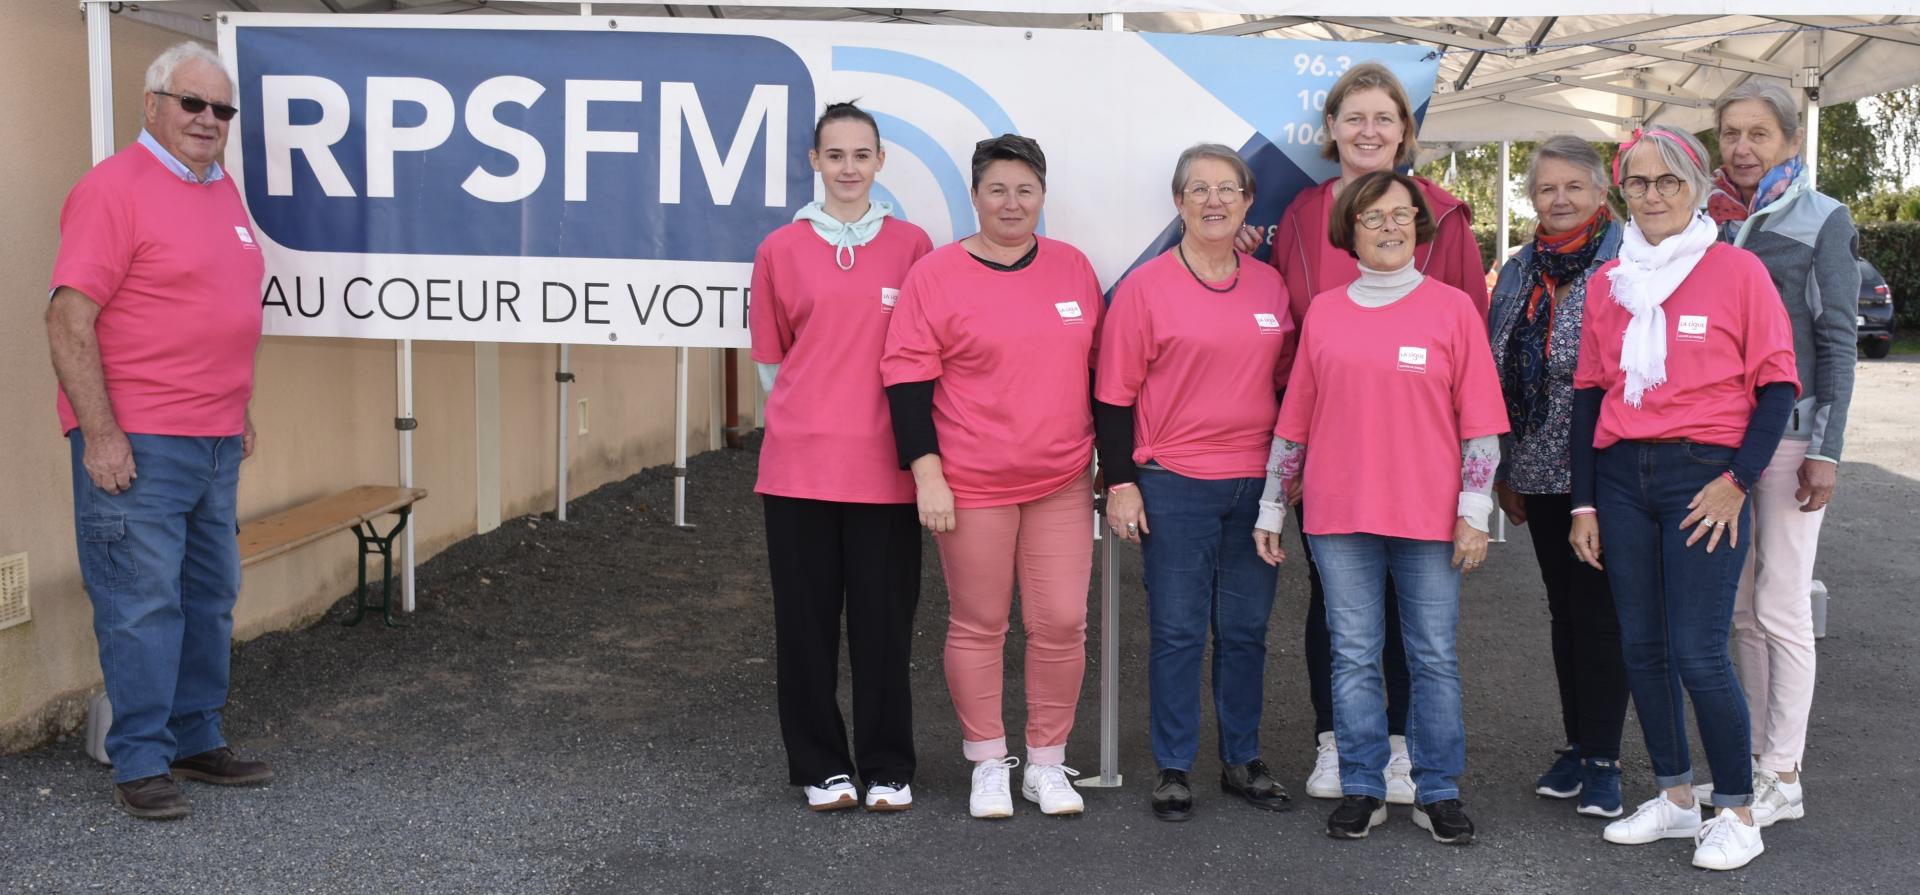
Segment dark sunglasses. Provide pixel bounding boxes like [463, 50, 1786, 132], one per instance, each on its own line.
[154, 91, 238, 122]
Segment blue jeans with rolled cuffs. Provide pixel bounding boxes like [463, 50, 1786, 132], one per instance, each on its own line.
[1596, 441, 1755, 808]
[1306, 533, 1465, 804]
[1136, 467, 1278, 771]
[70, 432, 243, 783]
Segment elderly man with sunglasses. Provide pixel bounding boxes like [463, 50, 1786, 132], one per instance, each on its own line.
[43, 41, 270, 820]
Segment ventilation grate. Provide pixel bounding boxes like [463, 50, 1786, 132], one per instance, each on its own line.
[0, 553, 28, 632]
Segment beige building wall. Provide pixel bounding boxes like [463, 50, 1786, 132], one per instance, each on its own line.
[0, 6, 758, 752]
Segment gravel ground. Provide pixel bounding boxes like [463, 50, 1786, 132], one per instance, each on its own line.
[2, 356, 1916, 895]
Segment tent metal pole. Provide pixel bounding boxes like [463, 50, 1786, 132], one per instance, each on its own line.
[85, 1, 113, 165]
[1494, 140, 1511, 545]
[673, 347, 694, 529]
[1077, 8, 1127, 792]
[557, 345, 571, 521]
[397, 340, 417, 612]
[1803, 32, 1824, 191]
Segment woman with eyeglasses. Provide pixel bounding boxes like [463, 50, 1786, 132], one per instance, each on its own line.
[1254, 170, 1507, 844]
[882, 134, 1104, 819]
[1569, 126, 1797, 871]
[1095, 144, 1295, 822]
[1238, 62, 1488, 803]
[1700, 82, 1861, 826]
[751, 103, 934, 813]
[1487, 136, 1631, 819]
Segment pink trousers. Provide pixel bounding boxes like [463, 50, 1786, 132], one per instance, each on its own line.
[936, 474, 1093, 766]
[1732, 439, 1825, 773]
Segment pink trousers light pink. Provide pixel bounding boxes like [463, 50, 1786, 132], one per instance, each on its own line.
[937, 475, 1093, 766]
[1732, 439, 1825, 773]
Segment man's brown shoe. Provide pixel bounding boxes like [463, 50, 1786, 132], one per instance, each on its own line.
[170, 747, 275, 786]
[113, 775, 191, 820]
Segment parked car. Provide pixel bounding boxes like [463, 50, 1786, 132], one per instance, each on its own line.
[1859, 259, 1895, 359]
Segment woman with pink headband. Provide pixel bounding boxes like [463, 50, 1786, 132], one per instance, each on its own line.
[1568, 126, 1798, 871]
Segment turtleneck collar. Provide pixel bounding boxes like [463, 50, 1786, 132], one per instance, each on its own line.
[1347, 259, 1424, 307]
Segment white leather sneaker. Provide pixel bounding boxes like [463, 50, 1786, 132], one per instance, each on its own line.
[865, 782, 912, 812]
[805, 774, 858, 811]
[1306, 732, 1342, 800]
[1385, 734, 1415, 805]
[1604, 792, 1702, 844]
[1692, 808, 1765, 870]
[1750, 769, 1804, 827]
[969, 757, 1019, 819]
[1022, 763, 1085, 816]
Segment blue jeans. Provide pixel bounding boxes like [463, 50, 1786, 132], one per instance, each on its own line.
[70, 432, 243, 783]
[1307, 533, 1464, 804]
[1137, 468, 1278, 771]
[1596, 442, 1755, 808]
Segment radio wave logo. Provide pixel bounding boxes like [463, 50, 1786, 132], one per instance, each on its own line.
[830, 47, 1045, 243]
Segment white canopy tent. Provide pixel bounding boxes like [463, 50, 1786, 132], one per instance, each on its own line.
[81, 0, 1920, 786]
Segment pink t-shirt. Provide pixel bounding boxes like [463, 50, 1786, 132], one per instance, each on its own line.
[1096, 249, 1294, 479]
[881, 238, 1103, 508]
[1574, 243, 1800, 450]
[749, 217, 933, 503]
[51, 144, 265, 436]
[1276, 277, 1509, 541]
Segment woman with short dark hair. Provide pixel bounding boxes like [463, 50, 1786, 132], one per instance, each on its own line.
[1254, 169, 1507, 845]
[882, 134, 1105, 819]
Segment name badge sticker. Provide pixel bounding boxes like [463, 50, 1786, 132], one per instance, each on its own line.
[1677, 315, 1708, 341]
[1056, 300, 1084, 324]
[1254, 312, 1283, 334]
[880, 287, 899, 311]
[1397, 346, 1428, 373]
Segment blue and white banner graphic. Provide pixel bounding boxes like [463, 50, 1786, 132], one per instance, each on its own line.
[220, 14, 1437, 347]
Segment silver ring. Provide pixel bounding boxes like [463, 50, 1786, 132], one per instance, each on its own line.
[1713, 520, 1726, 528]
[1125, 522, 1138, 532]
[1703, 517, 1715, 526]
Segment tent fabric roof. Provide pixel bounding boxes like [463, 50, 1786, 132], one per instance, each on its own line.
[120, 2, 1920, 146]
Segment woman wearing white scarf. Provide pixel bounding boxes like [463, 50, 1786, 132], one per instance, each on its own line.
[1565, 127, 1800, 872]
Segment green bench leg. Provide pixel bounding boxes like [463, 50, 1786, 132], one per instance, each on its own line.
[345, 507, 412, 628]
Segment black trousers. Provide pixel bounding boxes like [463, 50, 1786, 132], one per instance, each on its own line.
[1522, 492, 1630, 761]
[1299, 503, 1410, 738]
[764, 495, 922, 786]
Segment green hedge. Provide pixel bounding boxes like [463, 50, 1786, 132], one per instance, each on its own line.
[1474, 221, 1917, 332]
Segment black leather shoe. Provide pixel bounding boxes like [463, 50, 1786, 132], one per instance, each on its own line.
[1151, 769, 1193, 822]
[170, 747, 275, 786]
[113, 775, 190, 820]
[1414, 798, 1476, 844]
[1326, 795, 1387, 839]
[1220, 758, 1294, 812]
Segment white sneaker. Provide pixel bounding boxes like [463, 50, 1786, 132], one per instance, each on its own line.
[804, 774, 858, 811]
[1692, 808, 1765, 870]
[1604, 792, 1702, 844]
[865, 782, 912, 812]
[1022, 763, 1085, 816]
[1690, 781, 1716, 804]
[1750, 769, 1804, 827]
[1385, 735, 1415, 805]
[1306, 732, 1342, 799]
[969, 757, 1019, 819]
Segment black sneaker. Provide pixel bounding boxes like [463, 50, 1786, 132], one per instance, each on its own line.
[1151, 769, 1193, 822]
[1414, 798, 1476, 844]
[1326, 795, 1386, 839]
[1220, 758, 1294, 812]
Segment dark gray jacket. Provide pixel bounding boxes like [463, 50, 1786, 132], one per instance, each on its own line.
[1728, 172, 1860, 462]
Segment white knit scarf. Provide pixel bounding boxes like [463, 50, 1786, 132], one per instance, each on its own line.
[1605, 212, 1718, 407]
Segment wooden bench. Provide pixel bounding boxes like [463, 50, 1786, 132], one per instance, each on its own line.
[239, 485, 428, 628]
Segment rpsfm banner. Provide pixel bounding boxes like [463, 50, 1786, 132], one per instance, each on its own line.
[219, 14, 1438, 348]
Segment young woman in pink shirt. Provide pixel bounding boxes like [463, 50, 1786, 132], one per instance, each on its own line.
[1096, 144, 1295, 822]
[1238, 62, 1488, 801]
[1253, 170, 1508, 845]
[750, 103, 933, 813]
[1569, 126, 1798, 871]
[881, 135, 1104, 819]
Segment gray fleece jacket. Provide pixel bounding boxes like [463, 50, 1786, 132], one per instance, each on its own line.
[1729, 172, 1860, 463]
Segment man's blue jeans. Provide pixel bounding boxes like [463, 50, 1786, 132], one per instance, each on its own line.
[1307, 533, 1464, 804]
[1595, 441, 1755, 808]
[1137, 468, 1278, 771]
[70, 432, 242, 783]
